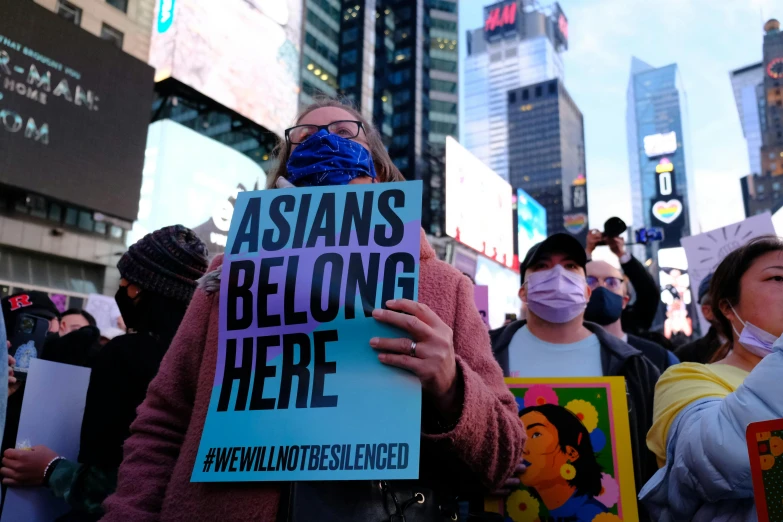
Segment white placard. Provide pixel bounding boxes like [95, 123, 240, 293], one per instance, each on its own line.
[681, 212, 776, 334]
[1, 360, 91, 522]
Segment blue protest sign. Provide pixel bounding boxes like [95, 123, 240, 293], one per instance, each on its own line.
[191, 181, 423, 482]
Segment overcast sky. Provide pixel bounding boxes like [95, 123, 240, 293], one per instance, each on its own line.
[458, 0, 779, 234]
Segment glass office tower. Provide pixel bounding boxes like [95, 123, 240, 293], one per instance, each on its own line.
[507, 78, 587, 242]
[626, 57, 696, 247]
[298, 0, 459, 235]
[463, 0, 567, 181]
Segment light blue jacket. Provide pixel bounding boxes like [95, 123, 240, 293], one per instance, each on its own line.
[639, 342, 783, 521]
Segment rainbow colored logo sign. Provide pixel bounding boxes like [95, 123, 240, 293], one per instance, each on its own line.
[652, 199, 682, 224]
[564, 213, 587, 234]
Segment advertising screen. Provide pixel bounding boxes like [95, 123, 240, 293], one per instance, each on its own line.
[150, 0, 301, 137]
[0, 0, 154, 222]
[643, 131, 677, 158]
[516, 188, 547, 262]
[133, 119, 267, 255]
[445, 137, 515, 269]
[475, 256, 522, 329]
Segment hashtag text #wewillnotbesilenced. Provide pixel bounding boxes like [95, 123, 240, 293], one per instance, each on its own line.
[202, 442, 411, 474]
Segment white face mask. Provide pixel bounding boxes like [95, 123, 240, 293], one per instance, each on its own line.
[730, 304, 780, 358]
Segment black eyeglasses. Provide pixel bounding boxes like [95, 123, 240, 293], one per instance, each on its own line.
[285, 120, 364, 144]
[586, 275, 624, 291]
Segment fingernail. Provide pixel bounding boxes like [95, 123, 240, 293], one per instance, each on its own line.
[369, 337, 379, 347]
[386, 299, 397, 305]
[372, 308, 382, 317]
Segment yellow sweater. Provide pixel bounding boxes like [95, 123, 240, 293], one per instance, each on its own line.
[647, 362, 749, 466]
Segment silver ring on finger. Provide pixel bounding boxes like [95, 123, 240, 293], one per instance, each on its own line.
[409, 340, 417, 358]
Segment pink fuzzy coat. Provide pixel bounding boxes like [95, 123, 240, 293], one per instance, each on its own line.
[101, 230, 525, 521]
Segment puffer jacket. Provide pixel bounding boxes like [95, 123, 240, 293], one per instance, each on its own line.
[639, 341, 783, 521]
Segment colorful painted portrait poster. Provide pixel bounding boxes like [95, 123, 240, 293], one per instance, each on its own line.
[486, 377, 638, 522]
[747, 418, 783, 522]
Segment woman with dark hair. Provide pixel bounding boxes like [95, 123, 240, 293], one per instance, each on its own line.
[640, 236, 783, 521]
[519, 404, 606, 521]
[99, 97, 525, 522]
[0, 225, 209, 522]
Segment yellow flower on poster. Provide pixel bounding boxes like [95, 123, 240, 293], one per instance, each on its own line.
[565, 399, 599, 432]
[506, 490, 540, 522]
[592, 514, 622, 522]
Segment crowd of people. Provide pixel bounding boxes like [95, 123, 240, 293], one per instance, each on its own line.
[0, 97, 779, 522]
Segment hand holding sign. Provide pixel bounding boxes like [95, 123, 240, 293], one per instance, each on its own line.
[370, 299, 459, 415]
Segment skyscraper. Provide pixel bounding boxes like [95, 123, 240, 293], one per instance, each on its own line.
[738, 18, 783, 217]
[730, 63, 764, 176]
[463, 0, 568, 181]
[626, 57, 696, 248]
[506, 79, 587, 242]
[299, 0, 459, 235]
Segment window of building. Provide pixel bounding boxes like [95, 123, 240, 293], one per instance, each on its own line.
[431, 18, 457, 31]
[427, 0, 458, 14]
[535, 86, 542, 97]
[64, 207, 78, 226]
[342, 27, 359, 44]
[308, 9, 340, 42]
[522, 89, 529, 101]
[431, 79, 457, 93]
[773, 182, 781, 191]
[78, 210, 94, 231]
[548, 82, 557, 94]
[341, 49, 358, 66]
[340, 72, 356, 89]
[392, 112, 412, 127]
[508, 92, 516, 104]
[395, 47, 412, 63]
[392, 135, 410, 148]
[431, 100, 457, 114]
[48, 203, 62, 222]
[431, 58, 457, 72]
[757, 184, 766, 193]
[390, 68, 412, 85]
[101, 23, 124, 49]
[393, 90, 412, 106]
[105, 0, 128, 12]
[56, 0, 82, 25]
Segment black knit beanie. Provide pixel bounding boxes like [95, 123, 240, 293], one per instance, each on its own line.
[117, 225, 209, 303]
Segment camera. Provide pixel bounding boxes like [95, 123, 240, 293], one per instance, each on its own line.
[596, 217, 627, 246]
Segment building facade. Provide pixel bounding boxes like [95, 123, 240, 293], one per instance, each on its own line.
[626, 57, 696, 248]
[737, 19, 783, 217]
[299, 0, 458, 236]
[730, 62, 764, 177]
[506, 79, 587, 243]
[34, 0, 155, 61]
[463, 0, 567, 181]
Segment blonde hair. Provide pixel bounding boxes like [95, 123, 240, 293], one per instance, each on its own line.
[267, 97, 405, 188]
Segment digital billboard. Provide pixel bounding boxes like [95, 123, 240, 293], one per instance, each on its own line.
[150, 0, 301, 137]
[516, 188, 547, 262]
[475, 256, 522, 329]
[0, 0, 155, 222]
[643, 131, 677, 158]
[445, 137, 515, 269]
[133, 119, 266, 255]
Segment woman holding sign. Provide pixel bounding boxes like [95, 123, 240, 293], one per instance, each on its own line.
[640, 236, 783, 521]
[101, 99, 526, 522]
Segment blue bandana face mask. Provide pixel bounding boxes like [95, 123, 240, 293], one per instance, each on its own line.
[285, 129, 377, 187]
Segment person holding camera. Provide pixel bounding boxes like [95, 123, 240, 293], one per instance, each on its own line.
[585, 228, 660, 335]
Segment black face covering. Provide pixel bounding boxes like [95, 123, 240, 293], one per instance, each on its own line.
[115, 286, 140, 331]
[584, 287, 624, 326]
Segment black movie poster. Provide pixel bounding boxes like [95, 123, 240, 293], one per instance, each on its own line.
[0, 0, 154, 222]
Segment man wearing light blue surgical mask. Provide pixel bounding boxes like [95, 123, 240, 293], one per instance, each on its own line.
[490, 233, 660, 510]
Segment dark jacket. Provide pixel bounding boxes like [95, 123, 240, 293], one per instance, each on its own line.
[620, 255, 660, 335]
[627, 334, 679, 375]
[674, 326, 725, 364]
[490, 320, 660, 505]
